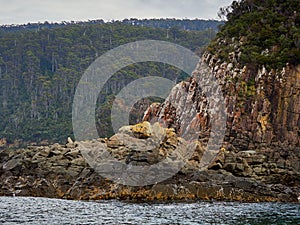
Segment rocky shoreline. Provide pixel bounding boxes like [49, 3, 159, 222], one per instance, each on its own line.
[1, 122, 299, 203]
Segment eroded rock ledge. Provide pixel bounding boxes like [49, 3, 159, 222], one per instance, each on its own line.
[0, 122, 299, 202]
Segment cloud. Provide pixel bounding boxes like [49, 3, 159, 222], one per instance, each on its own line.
[0, 0, 233, 25]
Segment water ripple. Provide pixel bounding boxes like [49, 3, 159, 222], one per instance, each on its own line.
[0, 197, 299, 224]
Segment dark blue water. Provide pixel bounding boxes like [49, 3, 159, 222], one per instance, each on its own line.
[0, 197, 299, 224]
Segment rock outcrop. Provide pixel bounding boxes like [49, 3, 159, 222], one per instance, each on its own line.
[0, 121, 299, 202]
[143, 49, 300, 177]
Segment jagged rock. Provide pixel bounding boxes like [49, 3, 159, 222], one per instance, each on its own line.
[99, 122, 194, 166]
[2, 157, 22, 171]
[64, 149, 81, 159]
[131, 121, 152, 139]
[66, 137, 76, 148]
[67, 137, 73, 144]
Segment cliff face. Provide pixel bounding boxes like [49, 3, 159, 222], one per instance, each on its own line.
[203, 51, 300, 152]
[143, 47, 300, 174]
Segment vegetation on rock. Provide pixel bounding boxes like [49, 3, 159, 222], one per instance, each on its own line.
[209, 0, 300, 69]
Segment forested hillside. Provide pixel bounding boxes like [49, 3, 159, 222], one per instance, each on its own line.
[0, 20, 219, 145]
[209, 0, 300, 69]
[1, 18, 222, 32]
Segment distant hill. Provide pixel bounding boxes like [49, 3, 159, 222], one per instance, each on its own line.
[0, 18, 223, 33]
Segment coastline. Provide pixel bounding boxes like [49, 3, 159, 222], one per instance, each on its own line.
[1, 140, 299, 203]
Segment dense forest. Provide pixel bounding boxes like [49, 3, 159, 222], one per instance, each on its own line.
[0, 19, 221, 145]
[1, 18, 222, 33]
[209, 0, 300, 69]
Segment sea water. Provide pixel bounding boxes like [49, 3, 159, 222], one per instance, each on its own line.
[0, 197, 299, 224]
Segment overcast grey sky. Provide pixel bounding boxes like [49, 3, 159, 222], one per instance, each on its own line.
[0, 0, 233, 25]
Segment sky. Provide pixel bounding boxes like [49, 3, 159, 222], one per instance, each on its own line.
[0, 0, 233, 25]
